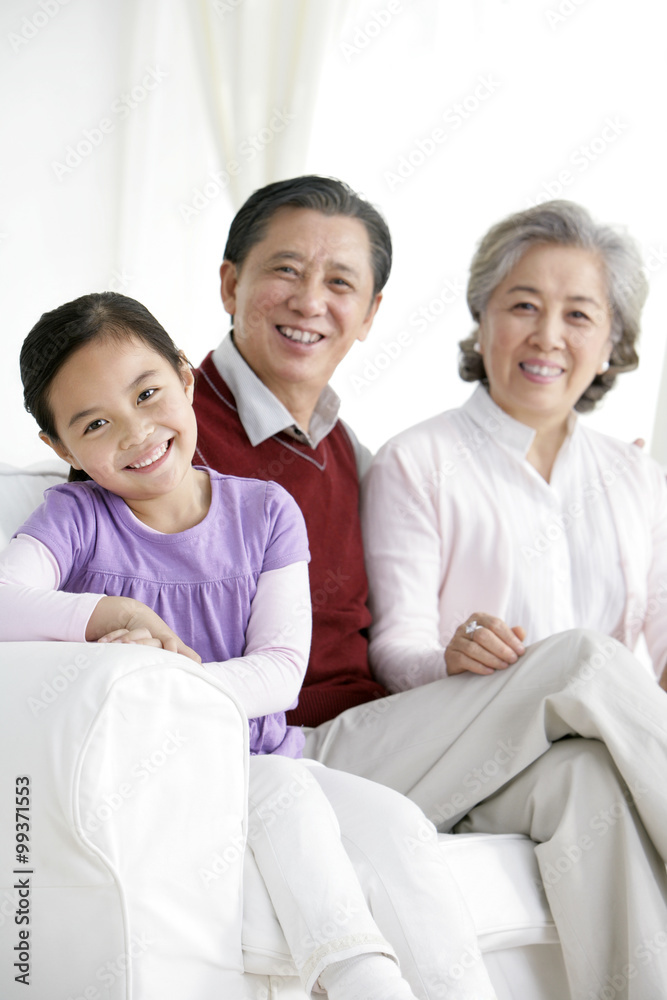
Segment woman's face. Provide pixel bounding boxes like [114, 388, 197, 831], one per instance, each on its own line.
[477, 244, 613, 430]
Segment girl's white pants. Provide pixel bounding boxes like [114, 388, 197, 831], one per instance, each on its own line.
[248, 753, 496, 998]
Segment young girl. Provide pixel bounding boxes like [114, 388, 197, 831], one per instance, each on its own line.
[0, 292, 497, 1000]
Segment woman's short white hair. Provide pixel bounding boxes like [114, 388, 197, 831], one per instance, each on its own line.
[459, 200, 648, 412]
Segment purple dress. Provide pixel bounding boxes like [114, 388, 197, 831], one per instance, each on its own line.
[17, 469, 310, 756]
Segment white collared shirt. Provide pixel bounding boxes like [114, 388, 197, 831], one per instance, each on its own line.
[209, 334, 372, 477]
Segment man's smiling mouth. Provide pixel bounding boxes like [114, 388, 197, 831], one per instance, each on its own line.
[278, 326, 324, 345]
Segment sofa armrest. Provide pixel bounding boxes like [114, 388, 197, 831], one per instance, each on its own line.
[0, 641, 251, 998]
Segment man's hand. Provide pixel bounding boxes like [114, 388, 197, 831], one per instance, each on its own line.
[86, 596, 201, 663]
[446, 613, 526, 676]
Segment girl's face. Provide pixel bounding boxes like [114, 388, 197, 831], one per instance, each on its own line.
[43, 335, 198, 508]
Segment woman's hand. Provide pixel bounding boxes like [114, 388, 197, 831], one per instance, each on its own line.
[446, 613, 526, 676]
[86, 596, 201, 663]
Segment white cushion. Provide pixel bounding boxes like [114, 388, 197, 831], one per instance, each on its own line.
[439, 832, 558, 950]
[0, 461, 68, 546]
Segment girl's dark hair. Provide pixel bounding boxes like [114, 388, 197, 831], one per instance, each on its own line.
[21, 292, 183, 482]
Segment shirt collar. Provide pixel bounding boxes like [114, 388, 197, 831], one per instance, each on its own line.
[462, 383, 578, 460]
[210, 332, 341, 449]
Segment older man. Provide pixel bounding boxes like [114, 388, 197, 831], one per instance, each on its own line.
[194, 176, 667, 998]
[193, 176, 388, 727]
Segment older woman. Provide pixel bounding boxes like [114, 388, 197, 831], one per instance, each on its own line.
[363, 200, 666, 683]
[360, 200, 667, 999]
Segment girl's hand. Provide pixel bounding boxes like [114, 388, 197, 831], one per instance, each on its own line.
[446, 614, 526, 676]
[86, 596, 202, 663]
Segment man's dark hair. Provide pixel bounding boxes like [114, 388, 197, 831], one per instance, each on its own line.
[223, 175, 392, 298]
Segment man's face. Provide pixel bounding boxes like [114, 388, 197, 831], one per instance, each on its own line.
[219, 207, 382, 402]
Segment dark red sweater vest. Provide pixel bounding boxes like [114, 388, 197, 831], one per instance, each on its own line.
[193, 353, 387, 727]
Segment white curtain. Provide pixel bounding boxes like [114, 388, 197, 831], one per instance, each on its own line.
[1, 0, 358, 468]
[111, 0, 355, 298]
[2, 0, 666, 467]
[185, 0, 355, 207]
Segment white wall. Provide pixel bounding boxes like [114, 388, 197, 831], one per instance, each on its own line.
[2, 0, 666, 467]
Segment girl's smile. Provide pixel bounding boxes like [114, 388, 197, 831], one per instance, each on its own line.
[125, 437, 172, 471]
[42, 335, 210, 532]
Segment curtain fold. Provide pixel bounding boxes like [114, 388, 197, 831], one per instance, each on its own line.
[186, 0, 356, 207]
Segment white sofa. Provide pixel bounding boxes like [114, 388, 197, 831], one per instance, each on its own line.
[0, 461, 571, 999]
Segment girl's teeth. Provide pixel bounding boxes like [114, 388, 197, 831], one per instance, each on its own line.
[129, 441, 168, 469]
